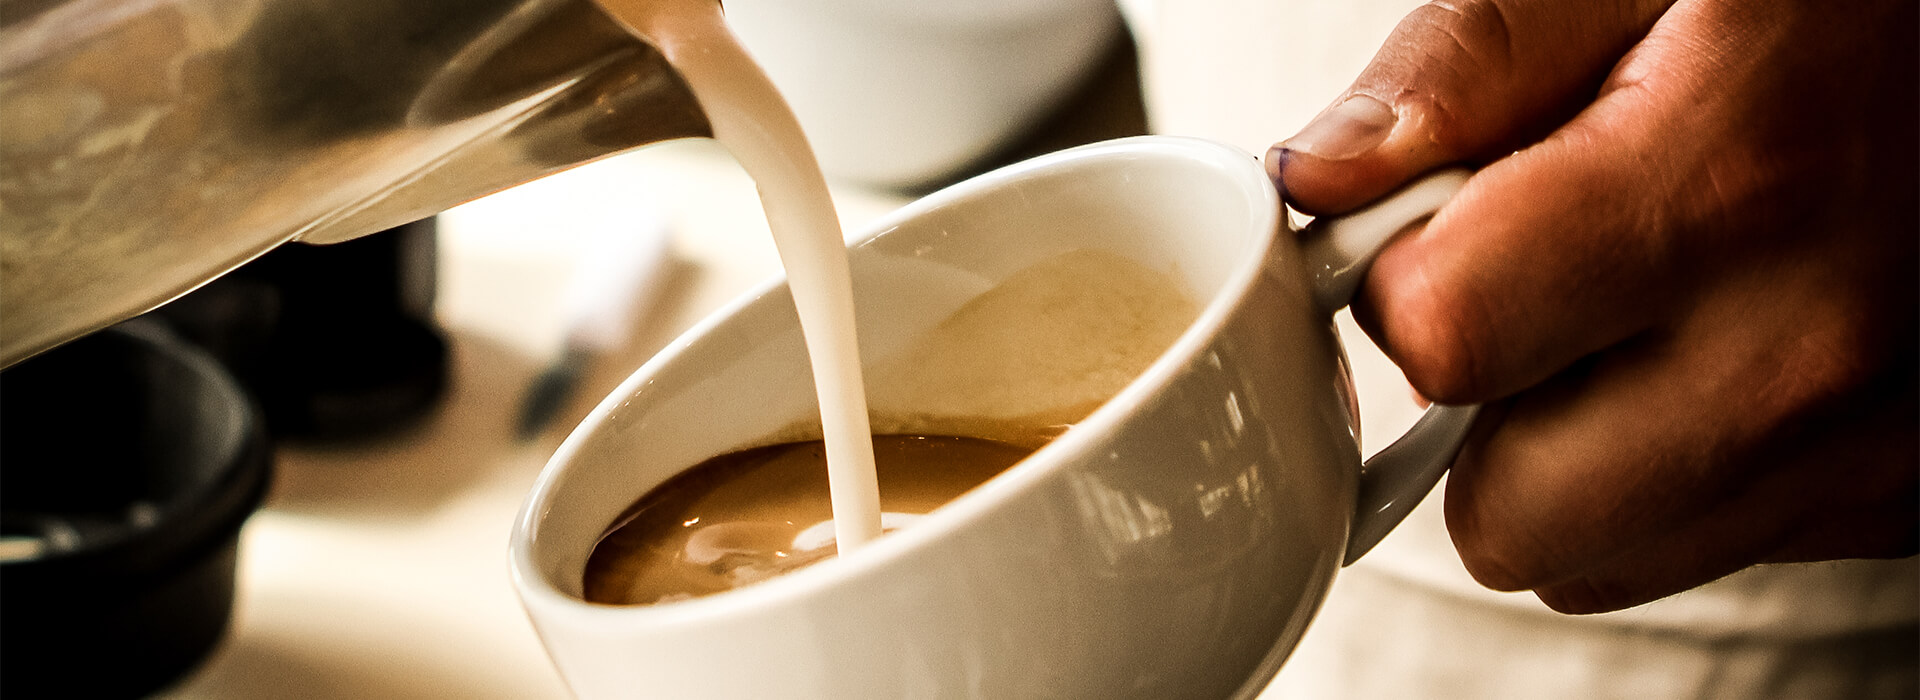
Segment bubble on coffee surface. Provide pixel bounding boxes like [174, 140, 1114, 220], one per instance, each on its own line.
[584, 435, 1033, 605]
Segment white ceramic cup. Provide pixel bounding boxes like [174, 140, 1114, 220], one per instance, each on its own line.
[511, 136, 1475, 698]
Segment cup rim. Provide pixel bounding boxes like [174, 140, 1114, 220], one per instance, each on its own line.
[510, 135, 1283, 627]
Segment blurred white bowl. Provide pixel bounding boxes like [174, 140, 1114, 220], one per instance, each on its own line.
[723, 0, 1124, 189]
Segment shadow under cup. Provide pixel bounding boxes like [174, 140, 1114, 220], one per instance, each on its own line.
[513, 137, 1365, 698]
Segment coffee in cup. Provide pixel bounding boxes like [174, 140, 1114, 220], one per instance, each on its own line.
[582, 434, 1033, 605]
[581, 247, 1201, 605]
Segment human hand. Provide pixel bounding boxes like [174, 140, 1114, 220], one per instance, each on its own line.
[1268, 0, 1918, 613]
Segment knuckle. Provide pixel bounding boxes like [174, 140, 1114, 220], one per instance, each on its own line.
[1392, 88, 1470, 158]
[1382, 0, 1521, 151]
[1749, 309, 1889, 425]
[1789, 318, 1883, 399]
[1403, 1, 1519, 77]
[1661, 137, 1793, 248]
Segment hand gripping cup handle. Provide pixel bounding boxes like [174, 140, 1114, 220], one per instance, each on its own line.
[1297, 169, 1481, 566]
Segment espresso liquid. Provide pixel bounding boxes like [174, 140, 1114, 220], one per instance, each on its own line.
[596, 0, 884, 550]
[584, 435, 1034, 605]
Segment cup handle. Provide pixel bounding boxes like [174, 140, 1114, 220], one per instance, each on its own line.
[1295, 169, 1481, 565]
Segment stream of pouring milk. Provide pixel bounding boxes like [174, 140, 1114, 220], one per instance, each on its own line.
[595, 0, 884, 552]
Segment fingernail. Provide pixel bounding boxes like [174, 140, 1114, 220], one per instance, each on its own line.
[1264, 145, 1292, 200]
[1283, 94, 1396, 161]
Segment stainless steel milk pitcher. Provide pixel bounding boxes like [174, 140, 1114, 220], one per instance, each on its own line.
[0, 0, 711, 366]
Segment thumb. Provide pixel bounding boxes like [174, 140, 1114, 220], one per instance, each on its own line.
[1268, 0, 1673, 214]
